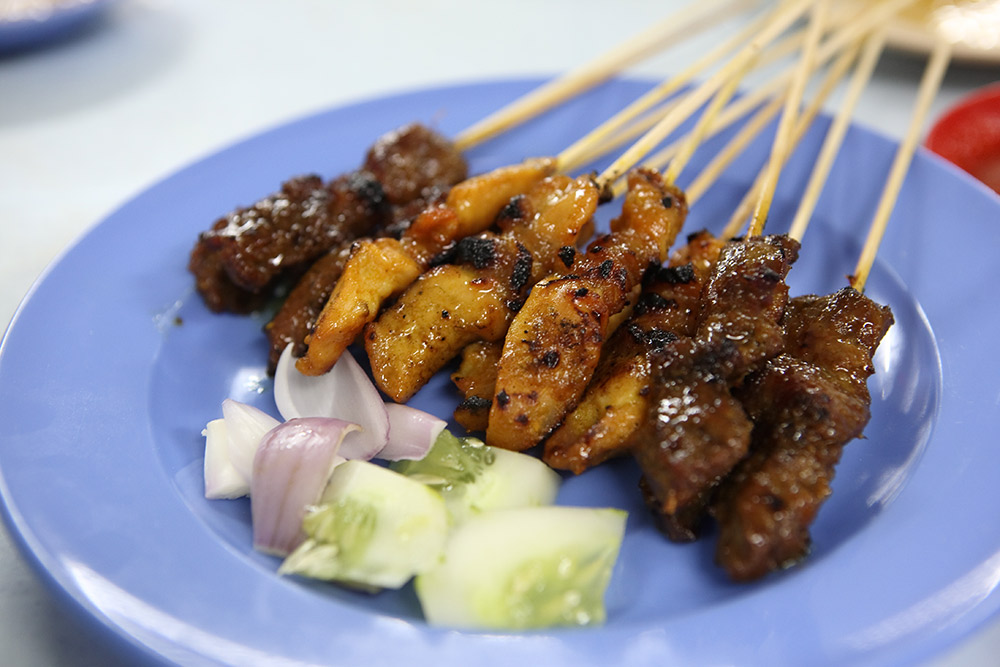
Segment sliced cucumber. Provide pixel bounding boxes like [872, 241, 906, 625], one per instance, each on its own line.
[415, 506, 627, 630]
[279, 460, 448, 590]
[393, 431, 560, 523]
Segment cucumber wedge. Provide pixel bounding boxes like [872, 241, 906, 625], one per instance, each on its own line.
[279, 460, 448, 590]
[393, 431, 560, 523]
[415, 506, 626, 629]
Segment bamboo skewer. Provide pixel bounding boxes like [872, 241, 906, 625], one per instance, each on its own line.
[787, 27, 887, 241]
[663, 50, 761, 186]
[719, 38, 864, 239]
[453, 0, 760, 152]
[574, 39, 799, 177]
[554, 0, 789, 172]
[747, 0, 831, 237]
[852, 39, 953, 291]
[592, 0, 819, 189]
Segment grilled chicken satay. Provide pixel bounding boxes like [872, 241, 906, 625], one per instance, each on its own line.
[294, 157, 558, 376]
[262, 185, 451, 372]
[365, 175, 599, 403]
[189, 124, 467, 314]
[451, 340, 504, 432]
[632, 234, 800, 541]
[543, 231, 724, 474]
[714, 287, 893, 581]
[486, 168, 688, 452]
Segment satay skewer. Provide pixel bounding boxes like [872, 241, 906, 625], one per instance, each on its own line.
[574, 29, 811, 175]
[560, 0, 794, 175]
[747, 0, 831, 237]
[787, 27, 888, 241]
[694, 36, 862, 229]
[852, 38, 952, 291]
[453, 0, 761, 151]
[593, 0, 819, 188]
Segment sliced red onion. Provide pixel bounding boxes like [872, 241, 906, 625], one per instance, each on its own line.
[251, 417, 360, 556]
[380, 403, 447, 461]
[273, 345, 388, 460]
[203, 419, 250, 499]
[221, 399, 280, 484]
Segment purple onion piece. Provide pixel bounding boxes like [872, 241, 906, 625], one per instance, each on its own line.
[251, 417, 360, 556]
[273, 345, 389, 460]
[379, 403, 447, 461]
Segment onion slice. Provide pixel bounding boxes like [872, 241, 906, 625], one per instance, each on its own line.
[380, 403, 447, 461]
[203, 419, 249, 499]
[251, 417, 360, 556]
[221, 399, 281, 484]
[273, 345, 389, 460]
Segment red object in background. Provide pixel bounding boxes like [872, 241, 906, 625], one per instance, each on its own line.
[926, 83, 1000, 194]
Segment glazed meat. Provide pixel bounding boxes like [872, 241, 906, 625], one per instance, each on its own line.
[189, 123, 467, 313]
[487, 168, 688, 452]
[365, 175, 599, 403]
[714, 287, 894, 581]
[632, 234, 800, 541]
[451, 340, 503, 432]
[543, 231, 724, 474]
[295, 158, 558, 376]
[263, 184, 451, 372]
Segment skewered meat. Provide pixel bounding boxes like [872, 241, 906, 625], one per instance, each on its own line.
[487, 168, 688, 452]
[262, 185, 451, 372]
[295, 158, 558, 376]
[632, 234, 800, 541]
[365, 175, 599, 403]
[714, 287, 893, 581]
[451, 340, 503, 432]
[189, 124, 467, 313]
[543, 230, 724, 474]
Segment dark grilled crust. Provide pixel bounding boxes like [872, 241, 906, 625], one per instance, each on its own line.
[714, 287, 894, 581]
[263, 242, 354, 373]
[542, 231, 724, 474]
[486, 172, 688, 452]
[363, 123, 469, 205]
[696, 234, 801, 381]
[189, 124, 466, 313]
[632, 234, 800, 541]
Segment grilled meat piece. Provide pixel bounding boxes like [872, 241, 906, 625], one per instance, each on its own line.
[714, 287, 893, 581]
[543, 231, 724, 474]
[487, 168, 688, 452]
[295, 158, 558, 376]
[363, 125, 468, 206]
[632, 234, 800, 541]
[695, 233, 800, 380]
[451, 340, 503, 432]
[263, 184, 451, 373]
[365, 175, 598, 403]
[189, 123, 467, 313]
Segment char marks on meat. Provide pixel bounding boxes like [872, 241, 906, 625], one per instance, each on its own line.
[189, 123, 467, 314]
[632, 234, 800, 541]
[543, 230, 724, 474]
[364, 175, 599, 403]
[487, 168, 689, 452]
[713, 287, 893, 581]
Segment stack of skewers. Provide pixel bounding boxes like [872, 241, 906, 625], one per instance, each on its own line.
[189, 0, 954, 582]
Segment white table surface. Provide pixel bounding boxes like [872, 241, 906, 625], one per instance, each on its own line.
[1, 1, 998, 664]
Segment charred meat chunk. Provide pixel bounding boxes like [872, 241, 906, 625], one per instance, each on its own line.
[189, 123, 467, 313]
[714, 287, 894, 581]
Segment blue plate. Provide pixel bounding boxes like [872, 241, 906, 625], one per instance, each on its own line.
[1, 79, 998, 666]
[0, 0, 114, 53]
